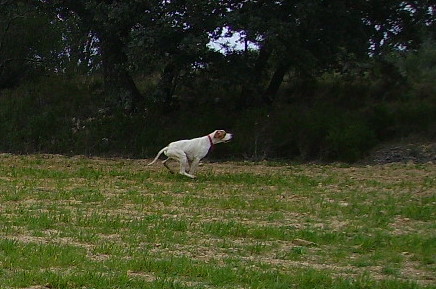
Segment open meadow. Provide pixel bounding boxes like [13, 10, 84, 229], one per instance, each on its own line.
[0, 154, 435, 289]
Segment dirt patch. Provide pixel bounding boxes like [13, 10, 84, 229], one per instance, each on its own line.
[365, 141, 436, 165]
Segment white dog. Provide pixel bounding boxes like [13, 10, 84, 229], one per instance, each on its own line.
[148, 130, 232, 178]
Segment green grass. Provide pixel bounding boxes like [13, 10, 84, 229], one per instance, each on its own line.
[0, 154, 435, 289]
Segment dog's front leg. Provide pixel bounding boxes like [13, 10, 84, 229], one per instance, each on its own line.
[188, 158, 201, 176]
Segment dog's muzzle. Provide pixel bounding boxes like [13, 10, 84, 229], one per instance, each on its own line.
[223, 133, 233, 143]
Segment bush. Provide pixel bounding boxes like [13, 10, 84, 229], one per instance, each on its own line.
[0, 69, 434, 163]
[324, 120, 377, 162]
[262, 103, 380, 162]
[0, 77, 100, 154]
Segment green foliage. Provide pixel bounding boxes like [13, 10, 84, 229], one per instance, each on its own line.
[0, 1, 64, 88]
[267, 105, 377, 162]
[1, 68, 435, 162]
[0, 0, 435, 162]
[18, 0, 431, 109]
[397, 40, 436, 99]
[325, 116, 377, 162]
[0, 77, 98, 153]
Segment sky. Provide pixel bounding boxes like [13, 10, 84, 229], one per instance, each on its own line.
[207, 28, 259, 54]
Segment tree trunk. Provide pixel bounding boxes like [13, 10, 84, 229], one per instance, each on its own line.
[238, 45, 272, 109]
[100, 35, 142, 111]
[154, 61, 178, 106]
[262, 63, 290, 104]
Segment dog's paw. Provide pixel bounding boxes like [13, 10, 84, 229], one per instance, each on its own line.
[180, 172, 196, 179]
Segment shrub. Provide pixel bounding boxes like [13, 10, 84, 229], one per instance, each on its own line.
[324, 120, 377, 162]
[0, 70, 434, 163]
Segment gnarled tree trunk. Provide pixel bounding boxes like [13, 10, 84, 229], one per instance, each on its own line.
[100, 34, 143, 111]
[238, 44, 272, 108]
[154, 61, 178, 107]
[262, 63, 291, 104]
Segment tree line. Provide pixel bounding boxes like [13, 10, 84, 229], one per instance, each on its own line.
[1, 0, 434, 109]
[0, 0, 435, 161]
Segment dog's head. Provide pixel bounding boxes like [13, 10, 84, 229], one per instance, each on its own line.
[212, 130, 232, 144]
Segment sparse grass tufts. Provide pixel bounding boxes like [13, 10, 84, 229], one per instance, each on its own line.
[0, 154, 434, 288]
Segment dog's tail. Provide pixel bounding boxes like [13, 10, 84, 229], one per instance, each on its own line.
[148, 147, 168, 165]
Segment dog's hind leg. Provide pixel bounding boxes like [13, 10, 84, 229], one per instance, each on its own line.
[162, 158, 175, 174]
[164, 148, 195, 178]
[178, 155, 195, 178]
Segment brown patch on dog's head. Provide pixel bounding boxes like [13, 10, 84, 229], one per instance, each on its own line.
[214, 130, 227, 140]
[210, 130, 232, 144]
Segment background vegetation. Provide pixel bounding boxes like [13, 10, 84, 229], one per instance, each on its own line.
[0, 0, 435, 161]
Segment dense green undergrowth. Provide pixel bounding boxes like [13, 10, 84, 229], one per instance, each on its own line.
[0, 74, 434, 162]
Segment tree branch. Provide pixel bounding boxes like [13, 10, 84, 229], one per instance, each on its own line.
[0, 57, 44, 71]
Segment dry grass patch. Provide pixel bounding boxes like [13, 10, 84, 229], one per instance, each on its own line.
[0, 154, 434, 288]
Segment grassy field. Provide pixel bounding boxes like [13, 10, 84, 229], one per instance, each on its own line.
[0, 153, 435, 289]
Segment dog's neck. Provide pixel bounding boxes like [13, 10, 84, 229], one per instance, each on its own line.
[207, 134, 215, 151]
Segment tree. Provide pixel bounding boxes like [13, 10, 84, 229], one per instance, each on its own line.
[364, 0, 435, 55]
[224, 0, 372, 106]
[0, 0, 61, 88]
[223, 0, 435, 107]
[49, 0, 151, 110]
[130, 0, 226, 107]
[45, 0, 227, 110]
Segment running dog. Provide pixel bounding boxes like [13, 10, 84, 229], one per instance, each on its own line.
[148, 130, 232, 178]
